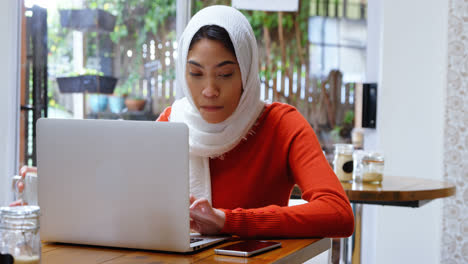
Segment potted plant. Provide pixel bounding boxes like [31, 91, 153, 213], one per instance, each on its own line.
[57, 69, 117, 94]
[108, 85, 128, 114]
[88, 94, 108, 113]
[59, 8, 116, 32]
[117, 72, 146, 112]
[124, 95, 146, 112]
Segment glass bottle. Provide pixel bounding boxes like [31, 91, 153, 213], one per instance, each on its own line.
[333, 144, 354, 182]
[0, 206, 41, 264]
[361, 152, 384, 183]
[352, 150, 366, 182]
[351, 128, 364, 150]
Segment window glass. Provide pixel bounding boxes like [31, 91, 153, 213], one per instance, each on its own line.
[20, 0, 177, 166]
[19, 0, 367, 166]
[192, 0, 367, 149]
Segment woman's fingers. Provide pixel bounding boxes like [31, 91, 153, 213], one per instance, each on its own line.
[17, 181, 24, 193]
[20, 166, 37, 178]
[190, 197, 209, 209]
[189, 198, 225, 235]
[189, 199, 212, 222]
[190, 196, 209, 233]
[20, 166, 27, 178]
[10, 166, 37, 207]
[17, 166, 37, 193]
[190, 198, 211, 217]
[190, 194, 197, 204]
[190, 219, 200, 232]
[9, 200, 28, 207]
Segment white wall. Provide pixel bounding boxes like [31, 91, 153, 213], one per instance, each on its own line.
[0, 0, 20, 206]
[372, 0, 447, 263]
[361, 0, 383, 263]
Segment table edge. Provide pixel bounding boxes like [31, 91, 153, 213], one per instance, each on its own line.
[345, 185, 456, 202]
[272, 238, 331, 264]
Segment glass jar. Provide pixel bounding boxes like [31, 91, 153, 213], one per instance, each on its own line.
[333, 144, 354, 182]
[0, 206, 41, 264]
[351, 128, 364, 150]
[361, 152, 384, 183]
[352, 150, 366, 182]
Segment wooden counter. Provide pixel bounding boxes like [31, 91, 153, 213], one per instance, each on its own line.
[42, 237, 331, 264]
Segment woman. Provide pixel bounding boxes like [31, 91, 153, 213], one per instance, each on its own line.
[158, 5, 353, 238]
[16, 5, 354, 238]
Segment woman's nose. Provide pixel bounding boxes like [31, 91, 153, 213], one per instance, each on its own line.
[202, 80, 219, 98]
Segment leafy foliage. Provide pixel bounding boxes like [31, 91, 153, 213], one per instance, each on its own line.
[192, 0, 311, 97]
[46, 0, 358, 134]
[67, 68, 104, 77]
[48, 0, 177, 99]
[84, 0, 176, 97]
[343, 110, 355, 125]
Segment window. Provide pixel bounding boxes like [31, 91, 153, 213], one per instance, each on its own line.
[21, 0, 178, 166]
[193, 0, 367, 147]
[309, 0, 367, 83]
[19, 0, 368, 167]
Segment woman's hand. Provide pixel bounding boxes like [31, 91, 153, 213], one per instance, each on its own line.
[9, 166, 37, 206]
[189, 195, 225, 235]
[17, 166, 37, 192]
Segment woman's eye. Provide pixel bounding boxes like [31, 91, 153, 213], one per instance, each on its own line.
[189, 72, 202, 77]
[219, 73, 233, 78]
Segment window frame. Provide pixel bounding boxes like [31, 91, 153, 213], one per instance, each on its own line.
[0, 0, 22, 205]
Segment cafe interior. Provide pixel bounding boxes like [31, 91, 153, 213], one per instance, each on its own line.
[0, 0, 465, 263]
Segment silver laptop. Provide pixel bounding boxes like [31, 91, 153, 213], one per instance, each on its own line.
[36, 118, 229, 252]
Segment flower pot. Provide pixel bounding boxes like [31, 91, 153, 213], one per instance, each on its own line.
[124, 98, 146, 112]
[89, 94, 108, 113]
[59, 9, 116, 32]
[108, 96, 125, 113]
[57, 75, 117, 94]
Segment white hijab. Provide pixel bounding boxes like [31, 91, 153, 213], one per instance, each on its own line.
[170, 5, 265, 204]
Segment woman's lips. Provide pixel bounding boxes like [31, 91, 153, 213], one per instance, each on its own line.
[200, 106, 223, 112]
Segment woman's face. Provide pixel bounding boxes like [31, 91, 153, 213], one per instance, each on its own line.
[186, 38, 242, 124]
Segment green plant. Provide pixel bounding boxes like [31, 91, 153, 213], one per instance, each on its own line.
[111, 86, 127, 97]
[49, 0, 177, 93]
[126, 95, 145, 100]
[66, 68, 104, 77]
[114, 70, 139, 96]
[343, 110, 355, 125]
[192, 0, 310, 92]
[84, 0, 177, 97]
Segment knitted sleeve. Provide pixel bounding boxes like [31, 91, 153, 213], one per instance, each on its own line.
[156, 107, 172, 122]
[220, 108, 354, 238]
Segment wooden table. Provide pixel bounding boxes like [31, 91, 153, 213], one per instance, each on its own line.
[41, 237, 331, 264]
[339, 176, 456, 264]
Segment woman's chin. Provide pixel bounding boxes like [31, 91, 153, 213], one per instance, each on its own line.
[200, 112, 228, 124]
[202, 116, 227, 124]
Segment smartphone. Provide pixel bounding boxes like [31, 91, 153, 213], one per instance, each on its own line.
[214, 240, 282, 257]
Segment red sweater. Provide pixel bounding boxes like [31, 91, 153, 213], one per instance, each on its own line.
[157, 102, 354, 238]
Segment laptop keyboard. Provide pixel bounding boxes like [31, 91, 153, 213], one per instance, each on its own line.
[190, 238, 204, 244]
